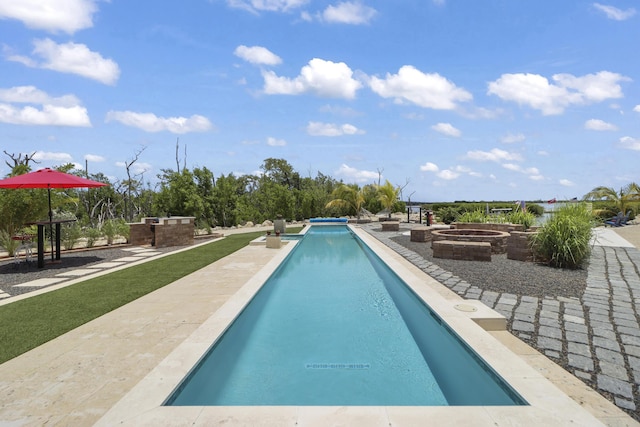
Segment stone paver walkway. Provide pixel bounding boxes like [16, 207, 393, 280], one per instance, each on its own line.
[363, 224, 640, 421]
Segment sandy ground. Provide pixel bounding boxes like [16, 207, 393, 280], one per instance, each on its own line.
[612, 222, 640, 249]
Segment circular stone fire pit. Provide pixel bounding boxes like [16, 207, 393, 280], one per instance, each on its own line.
[430, 229, 510, 254]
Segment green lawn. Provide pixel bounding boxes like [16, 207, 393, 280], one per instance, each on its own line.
[0, 229, 299, 364]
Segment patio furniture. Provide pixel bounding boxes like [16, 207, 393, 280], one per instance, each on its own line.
[12, 233, 34, 265]
[604, 212, 623, 227]
[620, 210, 632, 226]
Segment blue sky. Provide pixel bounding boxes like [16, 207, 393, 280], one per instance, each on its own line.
[0, 0, 638, 202]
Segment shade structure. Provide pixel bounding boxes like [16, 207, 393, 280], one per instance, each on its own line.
[0, 168, 108, 263]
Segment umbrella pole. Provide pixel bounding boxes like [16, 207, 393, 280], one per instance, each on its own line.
[48, 187, 54, 262]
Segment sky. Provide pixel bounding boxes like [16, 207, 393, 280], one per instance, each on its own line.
[0, 0, 638, 203]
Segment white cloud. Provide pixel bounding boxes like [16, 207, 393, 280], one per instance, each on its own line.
[436, 169, 459, 180]
[420, 162, 470, 180]
[554, 71, 627, 102]
[633, 105, 640, 113]
[501, 133, 525, 144]
[503, 163, 541, 178]
[306, 121, 364, 136]
[0, 0, 97, 33]
[618, 136, 640, 151]
[234, 45, 282, 65]
[0, 85, 90, 127]
[593, 3, 636, 20]
[9, 38, 120, 85]
[454, 165, 481, 177]
[105, 111, 213, 134]
[559, 179, 575, 187]
[584, 118, 618, 131]
[369, 65, 472, 110]
[502, 163, 521, 172]
[0, 104, 91, 127]
[318, 104, 362, 117]
[0, 85, 80, 107]
[267, 137, 287, 146]
[466, 148, 523, 162]
[335, 164, 378, 183]
[419, 162, 439, 172]
[262, 58, 362, 99]
[487, 71, 629, 115]
[321, 1, 377, 25]
[226, 0, 308, 13]
[431, 122, 461, 137]
[32, 151, 73, 163]
[84, 154, 105, 162]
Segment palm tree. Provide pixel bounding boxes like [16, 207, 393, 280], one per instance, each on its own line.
[325, 184, 365, 220]
[377, 180, 400, 219]
[583, 182, 640, 216]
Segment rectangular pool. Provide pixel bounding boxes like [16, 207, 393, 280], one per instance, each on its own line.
[166, 225, 526, 406]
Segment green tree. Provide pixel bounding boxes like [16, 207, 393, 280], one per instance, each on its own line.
[362, 184, 382, 214]
[211, 173, 242, 227]
[261, 158, 300, 190]
[326, 184, 365, 220]
[377, 180, 400, 218]
[154, 169, 204, 220]
[0, 164, 49, 255]
[193, 166, 216, 227]
[583, 183, 640, 216]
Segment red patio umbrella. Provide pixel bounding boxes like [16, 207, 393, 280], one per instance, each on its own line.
[0, 168, 108, 262]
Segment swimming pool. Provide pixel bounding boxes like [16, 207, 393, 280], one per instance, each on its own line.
[166, 225, 525, 406]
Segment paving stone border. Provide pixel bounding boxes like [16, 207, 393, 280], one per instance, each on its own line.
[362, 224, 640, 421]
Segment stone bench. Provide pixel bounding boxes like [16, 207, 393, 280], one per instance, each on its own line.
[410, 227, 432, 242]
[432, 240, 491, 262]
[381, 221, 400, 231]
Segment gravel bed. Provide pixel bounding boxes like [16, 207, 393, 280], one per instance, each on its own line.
[0, 244, 185, 297]
[390, 234, 588, 299]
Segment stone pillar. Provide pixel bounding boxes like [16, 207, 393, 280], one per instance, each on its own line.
[274, 218, 286, 234]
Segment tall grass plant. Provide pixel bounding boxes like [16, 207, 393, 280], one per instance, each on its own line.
[531, 204, 594, 269]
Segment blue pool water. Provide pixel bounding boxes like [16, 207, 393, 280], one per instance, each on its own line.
[166, 225, 526, 406]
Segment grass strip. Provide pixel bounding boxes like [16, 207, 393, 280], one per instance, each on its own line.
[0, 229, 285, 364]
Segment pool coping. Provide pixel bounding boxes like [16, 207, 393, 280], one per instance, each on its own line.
[92, 224, 622, 426]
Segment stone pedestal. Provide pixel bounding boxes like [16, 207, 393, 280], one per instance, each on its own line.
[266, 235, 282, 249]
[507, 231, 537, 262]
[410, 227, 432, 242]
[381, 221, 400, 231]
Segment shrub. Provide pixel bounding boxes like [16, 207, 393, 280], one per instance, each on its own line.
[101, 219, 117, 245]
[531, 204, 594, 269]
[61, 222, 82, 250]
[101, 218, 130, 244]
[526, 203, 544, 216]
[84, 227, 102, 248]
[457, 210, 489, 223]
[507, 210, 536, 230]
[436, 206, 462, 224]
[0, 230, 19, 257]
[115, 219, 130, 243]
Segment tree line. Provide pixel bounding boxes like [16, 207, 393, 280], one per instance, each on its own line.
[0, 156, 405, 252]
